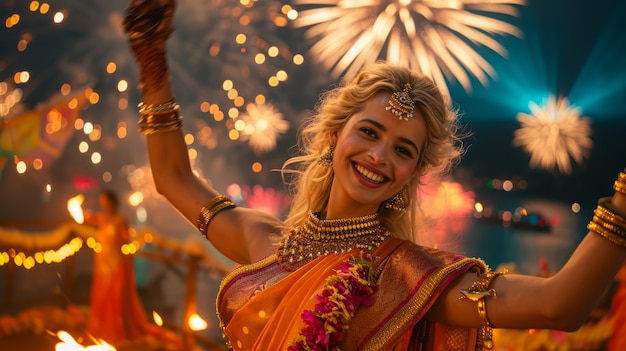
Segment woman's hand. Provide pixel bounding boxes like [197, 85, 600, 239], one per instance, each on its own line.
[123, 0, 175, 44]
[123, 0, 176, 95]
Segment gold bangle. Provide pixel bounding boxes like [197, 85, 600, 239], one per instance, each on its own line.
[138, 117, 183, 128]
[587, 221, 626, 248]
[139, 104, 180, 115]
[618, 171, 626, 182]
[197, 195, 236, 238]
[597, 197, 626, 226]
[592, 215, 626, 238]
[138, 99, 177, 114]
[138, 110, 182, 124]
[138, 120, 183, 134]
[614, 180, 626, 195]
[477, 309, 494, 350]
[594, 207, 626, 228]
[138, 111, 184, 134]
[459, 270, 506, 350]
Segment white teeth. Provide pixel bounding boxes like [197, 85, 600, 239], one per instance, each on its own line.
[355, 163, 385, 183]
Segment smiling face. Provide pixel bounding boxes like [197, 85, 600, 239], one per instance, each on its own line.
[327, 93, 427, 218]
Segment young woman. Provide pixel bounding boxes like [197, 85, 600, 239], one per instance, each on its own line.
[123, 1, 626, 349]
[84, 190, 181, 348]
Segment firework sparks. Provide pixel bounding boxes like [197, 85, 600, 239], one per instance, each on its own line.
[291, 0, 526, 95]
[513, 95, 593, 174]
[0, 82, 25, 118]
[240, 184, 291, 217]
[237, 102, 289, 154]
[0, 0, 302, 203]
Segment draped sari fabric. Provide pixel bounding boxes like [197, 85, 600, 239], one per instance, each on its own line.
[87, 217, 182, 347]
[87, 219, 147, 342]
[217, 237, 487, 350]
[608, 264, 626, 351]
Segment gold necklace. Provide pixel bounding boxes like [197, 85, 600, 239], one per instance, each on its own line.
[277, 212, 390, 271]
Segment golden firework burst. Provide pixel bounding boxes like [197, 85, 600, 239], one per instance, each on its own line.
[291, 0, 526, 95]
[513, 95, 593, 174]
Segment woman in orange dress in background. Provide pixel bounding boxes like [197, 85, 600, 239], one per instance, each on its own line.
[84, 190, 149, 343]
[85, 190, 181, 348]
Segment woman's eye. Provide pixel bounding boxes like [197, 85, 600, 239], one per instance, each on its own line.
[396, 146, 413, 158]
[360, 128, 376, 137]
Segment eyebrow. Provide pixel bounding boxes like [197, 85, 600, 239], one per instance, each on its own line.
[362, 118, 420, 155]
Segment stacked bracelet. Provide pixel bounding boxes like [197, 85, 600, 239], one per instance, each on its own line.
[588, 196, 626, 248]
[197, 195, 237, 238]
[137, 99, 183, 134]
[614, 171, 626, 195]
[459, 270, 507, 350]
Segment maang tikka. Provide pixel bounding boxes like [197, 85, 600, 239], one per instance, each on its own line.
[386, 83, 415, 121]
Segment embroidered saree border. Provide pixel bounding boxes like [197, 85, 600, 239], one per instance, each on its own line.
[360, 257, 488, 350]
[216, 254, 279, 328]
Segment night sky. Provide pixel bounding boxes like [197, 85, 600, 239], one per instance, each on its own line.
[1, 0, 625, 234]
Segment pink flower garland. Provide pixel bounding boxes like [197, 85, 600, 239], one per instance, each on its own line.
[288, 254, 378, 351]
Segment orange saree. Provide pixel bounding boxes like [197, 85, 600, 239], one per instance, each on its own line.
[87, 218, 147, 343]
[217, 237, 488, 350]
[87, 216, 181, 348]
[608, 264, 626, 351]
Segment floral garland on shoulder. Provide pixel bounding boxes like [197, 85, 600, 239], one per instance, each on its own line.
[288, 252, 380, 351]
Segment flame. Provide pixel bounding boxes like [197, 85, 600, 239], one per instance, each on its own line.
[67, 194, 85, 224]
[55, 330, 116, 351]
[188, 313, 208, 331]
[153, 311, 164, 327]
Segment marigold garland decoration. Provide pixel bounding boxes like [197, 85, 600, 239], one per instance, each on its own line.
[288, 253, 379, 350]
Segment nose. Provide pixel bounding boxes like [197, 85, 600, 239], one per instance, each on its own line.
[367, 143, 389, 165]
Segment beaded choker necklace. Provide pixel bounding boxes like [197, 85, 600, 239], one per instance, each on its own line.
[277, 212, 390, 271]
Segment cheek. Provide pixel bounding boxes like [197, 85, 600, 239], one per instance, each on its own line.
[397, 161, 419, 184]
[335, 134, 360, 156]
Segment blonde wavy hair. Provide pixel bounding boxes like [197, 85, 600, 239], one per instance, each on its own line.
[281, 61, 464, 242]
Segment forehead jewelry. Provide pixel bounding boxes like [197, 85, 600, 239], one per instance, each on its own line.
[386, 83, 415, 121]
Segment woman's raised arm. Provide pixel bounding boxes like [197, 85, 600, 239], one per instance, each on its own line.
[123, 0, 281, 264]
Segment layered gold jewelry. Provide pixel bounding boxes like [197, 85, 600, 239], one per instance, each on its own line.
[613, 171, 626, 195]
[385, 191, 406, 213]
[137, 99, 184, 134]
[588, 196, 626, 249]
[138, 99, 178, 114]
[386, 83, 415, 120]
[459, 270, 507, 350]
[197, 195, 237, 238]
[586, 170, 626, 249]
[277, 212, 391, 271]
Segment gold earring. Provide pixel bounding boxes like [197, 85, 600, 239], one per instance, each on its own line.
[385, 191, 406, 213]
[318, 144, 335, 167]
